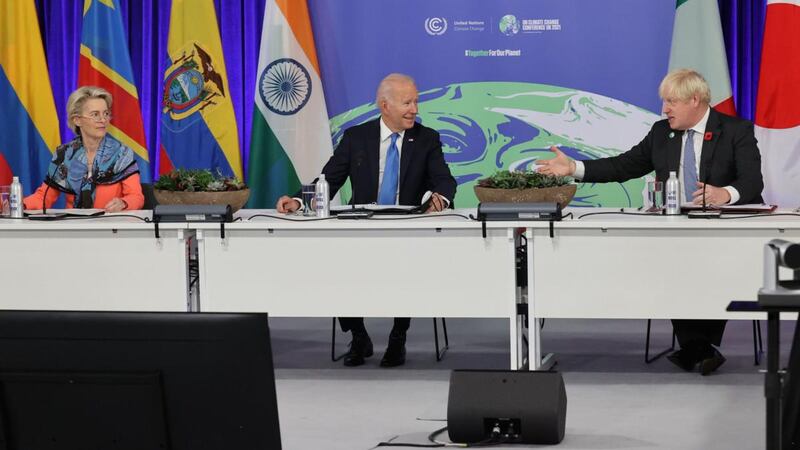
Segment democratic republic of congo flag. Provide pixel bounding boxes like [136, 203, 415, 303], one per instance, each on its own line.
[79, 0, 151, 182]
[160, 0, 242, 180]
[0, 0, 60, 193]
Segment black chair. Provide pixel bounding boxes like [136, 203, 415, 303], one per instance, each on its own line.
[141, 183, 158, 210]
[330, 318, 449, 362]
[644, 319, 764, 365]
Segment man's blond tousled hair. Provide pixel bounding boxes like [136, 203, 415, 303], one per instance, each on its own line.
[658, 69, 711, 104]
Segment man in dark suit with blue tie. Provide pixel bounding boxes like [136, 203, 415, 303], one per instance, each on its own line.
[276, 73, 457, 367]
[536, 69, 764, 375]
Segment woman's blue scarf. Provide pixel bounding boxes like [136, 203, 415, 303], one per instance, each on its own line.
[45, 134, 140, 208]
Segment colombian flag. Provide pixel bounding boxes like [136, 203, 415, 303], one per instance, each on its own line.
[0, 0, 60, 193]
[79, 0, 151, 182]
[160, 0, 242, 180]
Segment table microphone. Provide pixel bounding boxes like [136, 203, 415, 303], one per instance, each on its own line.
[348, 151, 365, 207]
[27, 182, 65, 220]
[41, 182, 51, 215]
[688, 147, 720, 218]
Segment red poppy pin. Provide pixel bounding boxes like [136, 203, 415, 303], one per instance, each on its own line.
[704, 131, 713, 141]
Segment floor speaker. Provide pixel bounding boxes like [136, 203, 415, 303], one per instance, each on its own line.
[447, 370, 567, 445]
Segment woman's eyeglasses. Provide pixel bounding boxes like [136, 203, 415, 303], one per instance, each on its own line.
[78, 111, 113, 122]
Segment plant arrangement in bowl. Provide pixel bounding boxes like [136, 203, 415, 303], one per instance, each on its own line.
[154, 169, 250, 212]
[474, 170, 576, 208]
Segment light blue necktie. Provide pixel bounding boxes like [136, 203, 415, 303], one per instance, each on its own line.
[378, 132, 399, 205]
[683, 129, 698, 202]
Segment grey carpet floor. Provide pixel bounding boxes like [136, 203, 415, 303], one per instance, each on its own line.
[269, 317, 794, 450]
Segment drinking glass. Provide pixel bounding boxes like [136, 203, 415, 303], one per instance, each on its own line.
[0, 186, 9, 217]
[647, 180, 664, 212]
[301, 183, 316, 216]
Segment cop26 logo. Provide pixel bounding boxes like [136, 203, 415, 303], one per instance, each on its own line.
[499, 15, 520, 36]
[425, 17, 447, 36]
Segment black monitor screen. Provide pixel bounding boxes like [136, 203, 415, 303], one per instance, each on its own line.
[0, 310, 281, 450]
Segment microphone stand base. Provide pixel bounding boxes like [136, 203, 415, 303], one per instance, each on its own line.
[687, 210, 722, 219]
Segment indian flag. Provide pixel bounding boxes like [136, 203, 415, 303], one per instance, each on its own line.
[668, 0, 736, 115]
[755, 0, 800, 206]
[247, 0, 333, 208]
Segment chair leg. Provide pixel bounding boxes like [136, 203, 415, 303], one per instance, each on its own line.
[753, 320, 764, 366]
[331, 318, 349, 362]
[645, 319, 675, 364]
[434, 318, 449, 361]
[442, 317, 449, 347]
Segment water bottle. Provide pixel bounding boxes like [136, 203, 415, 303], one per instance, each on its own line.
[9, 176, 23, 218]
[314, 174, 330, 218]
[665, 171, 680, 215]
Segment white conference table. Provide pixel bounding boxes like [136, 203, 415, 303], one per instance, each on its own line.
[193, 209, 526, 368]
[0, 212, 190, 312]
[526, 207, 800, 368]
[5, 207, 797, 370]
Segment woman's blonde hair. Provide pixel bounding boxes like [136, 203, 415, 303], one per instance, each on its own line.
[658, 69, 711, 104]
[66, 86, 113, 134]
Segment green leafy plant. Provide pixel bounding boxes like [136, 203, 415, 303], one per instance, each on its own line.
[154, 169, 247, 192]
[477, 170, 570, 189]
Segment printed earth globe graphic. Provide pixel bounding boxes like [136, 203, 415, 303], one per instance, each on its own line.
[499, 15, 520, 36]
[328, 82, 660, 208]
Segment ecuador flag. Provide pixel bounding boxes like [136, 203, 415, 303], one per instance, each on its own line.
[160, 0, 242, 180]
[79, 0, 151, 182]
[0, 0, 60, 193]
[247, 0, 334, 208]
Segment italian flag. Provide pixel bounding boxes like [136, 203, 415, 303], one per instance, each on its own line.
[755, 0, 800, 206]
[668, 0, 736, 115]
[247, 0, 333, 208]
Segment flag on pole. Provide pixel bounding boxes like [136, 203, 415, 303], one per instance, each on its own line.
[0, 0, 60, 192]
[160, 0, 242, 179]
[247, 0, 334, 208]
[79, 0, 151, 182]
[668, 0, 737, 115]
[755, 0, 800, 206]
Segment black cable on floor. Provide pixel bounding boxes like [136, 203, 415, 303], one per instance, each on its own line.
[374, 426, 510, 448]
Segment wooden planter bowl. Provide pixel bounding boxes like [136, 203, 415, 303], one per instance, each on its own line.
[153, 188, 251, 212]
[474, 184, 576, 209]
